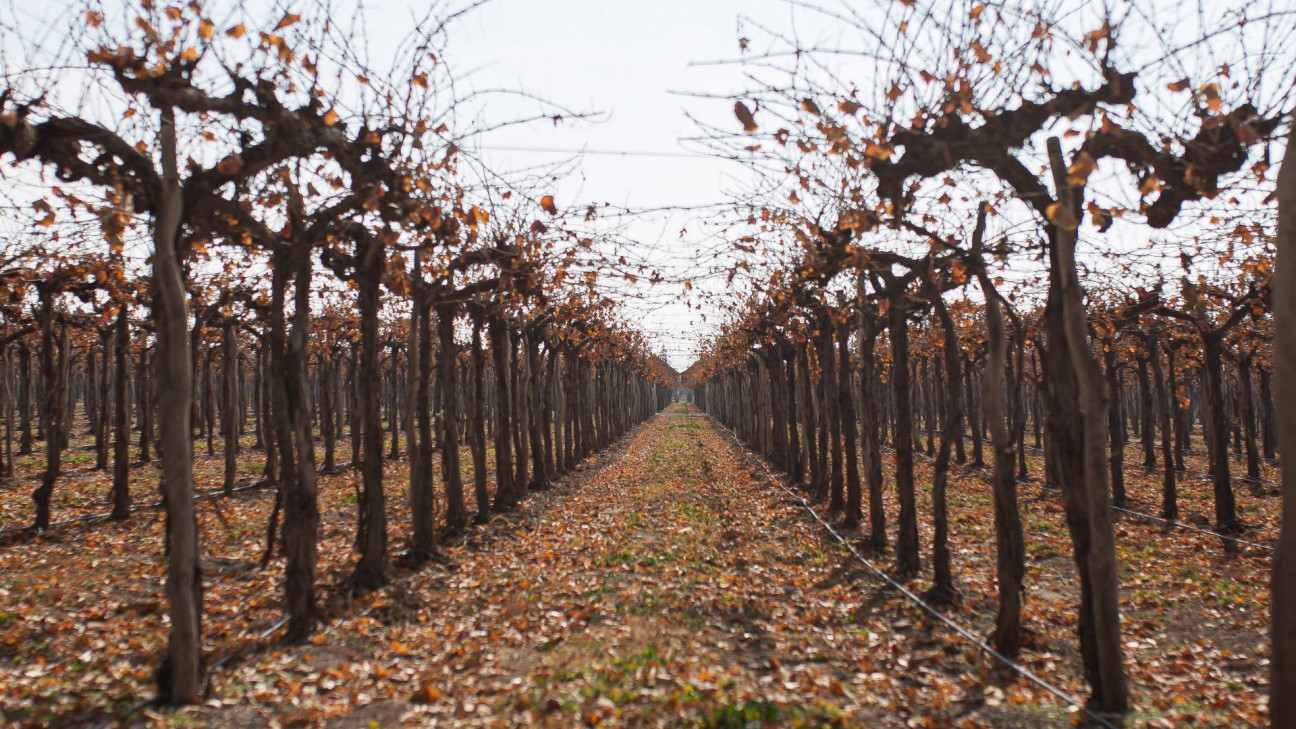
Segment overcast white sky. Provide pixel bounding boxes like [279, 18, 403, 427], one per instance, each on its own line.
[359, 0, 810, 369]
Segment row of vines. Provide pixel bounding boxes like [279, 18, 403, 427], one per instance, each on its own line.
[0, 0, 675, 707]
[686, 0, 1293, 721]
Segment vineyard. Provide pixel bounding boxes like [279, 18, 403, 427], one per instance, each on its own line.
[0, 0, 1292, 727]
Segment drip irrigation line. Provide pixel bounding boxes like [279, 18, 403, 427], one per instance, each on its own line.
[202, 593, 384, 685]
[1173, 469, 1273, 487]
[1020, 443, 1274, 486]
[0, 479, 275, 539]
[209, 616, 293, 672]
[124, 612, 296, 719]
[1110, 505, 1273, 551]
[0, 508, 118, 537]
[698, 413, 1121, 729]
[886, 443, 1274, 551]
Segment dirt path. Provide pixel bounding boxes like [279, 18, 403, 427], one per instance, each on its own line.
[179, 406, 1079, 728]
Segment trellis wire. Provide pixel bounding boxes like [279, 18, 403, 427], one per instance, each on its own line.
[696, 412, 1123, 729]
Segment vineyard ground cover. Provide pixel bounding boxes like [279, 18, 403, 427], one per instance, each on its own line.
[197, 403, 961, 728]
[0, 403, 1275, 726]
[0, 417, 523, 726]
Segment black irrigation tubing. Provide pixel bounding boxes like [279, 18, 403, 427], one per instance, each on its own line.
[880, 444, 1037, 489]
[1020, 443, 1276, 485]
[1110, 505, 1274, 552]
[0, 478, 275, 538]
[123, 613, 296, 717]
[888, 443, 1275, 552]
[198, 597, 373, 687]
[696, 414, 1122, 729]
[122, 617, 293, 718]
[1177, 470, 1274, 487]
[208, 612, 300, 673]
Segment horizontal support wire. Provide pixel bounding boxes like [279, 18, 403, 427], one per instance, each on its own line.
[897, 443, 1272, 552]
